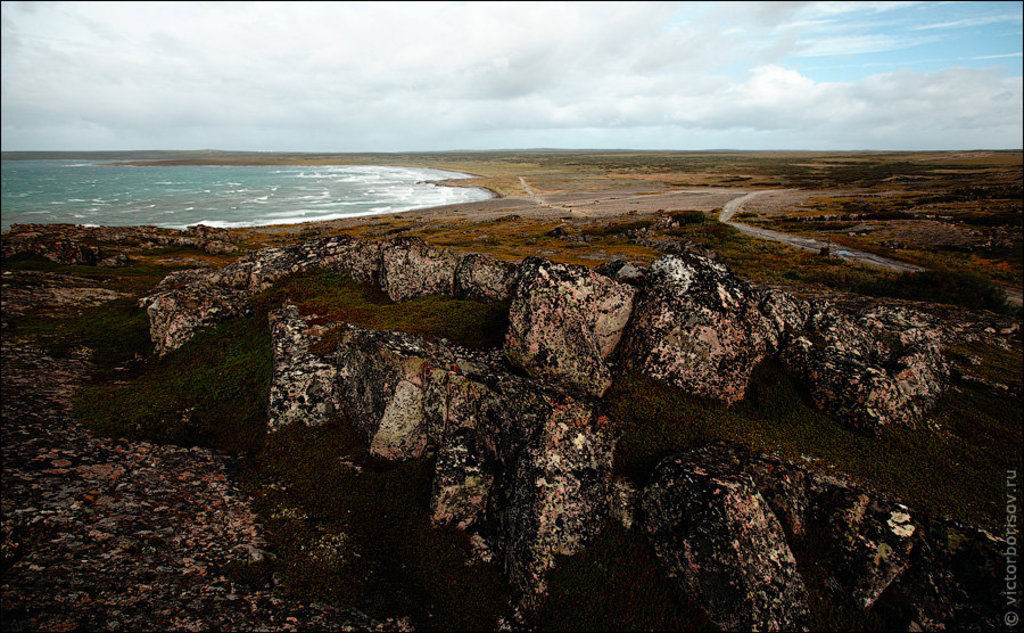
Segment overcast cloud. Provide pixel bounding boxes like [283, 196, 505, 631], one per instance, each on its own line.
[2, 1, 1021, 151]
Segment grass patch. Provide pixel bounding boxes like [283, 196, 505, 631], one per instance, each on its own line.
[252, 270, 510, 350]
[243, 419, 510, 630]
[73, 313, 272, 453]
[537, 522, 711, 631]
[6, 297, 153, 367]
[605, 361, 1021, 531]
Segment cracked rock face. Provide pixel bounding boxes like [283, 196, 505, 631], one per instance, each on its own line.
[504, 257, 636, 398]
[621, 253, 789, 404]
[779, 304, 950, 434]
[378, 237, 458, 302]
[267, 306, 341, 432]
[454, 253, 518, 302]
[641, 444, 810, 632]
[334, 327, 449, 461]
[322, 322, 619, 607]
[142, 235, 365, 355]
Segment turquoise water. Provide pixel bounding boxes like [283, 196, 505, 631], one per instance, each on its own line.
[1, 160, 493, 231]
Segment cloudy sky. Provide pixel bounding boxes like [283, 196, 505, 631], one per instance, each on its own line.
[2, 1, 1021, 151]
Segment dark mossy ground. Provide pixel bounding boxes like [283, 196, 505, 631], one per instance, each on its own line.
[5, 238, 1020, 630]
[605, 360, 1021, 532]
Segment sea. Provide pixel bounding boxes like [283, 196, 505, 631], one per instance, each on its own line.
[0, 160, 493, 231]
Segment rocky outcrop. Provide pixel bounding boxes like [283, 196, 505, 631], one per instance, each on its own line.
[140, 235, 510, 356]
[379, 237, 458, 302]
[140, 231, 956, 435]
[2, 234, 124, 267]
[267, 306, 341, 432]
[621, 253, 790, 404]
[504, 257, 636, 397]
[141, 235, 374, 355]
[454, 253, 518, 302]
[729, 446, 917, 610]
[779, 304, 950, 434]
[641, 445, 810, 631]
[642, 441, 1006, 628]
[271, 316, 619, 608]
[2, 223, 241, 264]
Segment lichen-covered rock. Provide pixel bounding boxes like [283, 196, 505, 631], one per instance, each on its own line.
[641, 444, 810, 631]
[504, 257, 636, 397]
[808, 477, 917, 609]
[454, 253, 518, 302]
[779, 304, 950, 434]
[328, 323, 619, 607]
[141, 281, 249, 356]
[492, 397, 617, 609]
[742, 447, 917, 611]
[621, 253, 787, 404]
[333, 327, 446, 460]
[378, 237, 458, 302]
[896, 517, 1007, 631]
[141, 235, 368, 355]
[429, 428, 493, 530]
[267, 306, 340, 432]
[594, 259, 647, 286]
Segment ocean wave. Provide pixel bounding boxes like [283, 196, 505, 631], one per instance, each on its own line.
[3, 163, 492, 231]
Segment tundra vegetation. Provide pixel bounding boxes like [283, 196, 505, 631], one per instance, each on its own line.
[2, 149, 1020, 631]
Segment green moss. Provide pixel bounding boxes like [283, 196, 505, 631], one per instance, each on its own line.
[253, 270, 510, 350]
[73, 313, 272, 454]
[537, 522, 712, 631]
[243, 419, 510, 629]
[6, 297, 152, 367]
[605, 361, 1021, 531]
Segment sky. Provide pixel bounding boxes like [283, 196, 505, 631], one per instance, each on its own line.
[1, 1, 1021, 151]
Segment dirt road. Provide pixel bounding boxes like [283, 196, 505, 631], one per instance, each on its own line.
[518, 177, 590, 217]
[720, 191, 1022, 307]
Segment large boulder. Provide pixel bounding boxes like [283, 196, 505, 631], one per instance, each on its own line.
[504, 257, 636, 397]
[333, 326, 451, 460]
[779, 304, 950, 434]
[641, 444, 810, 631]
[454, 253, 518, 302]
[378, 237, 458, 302]
[620, 253, 789, 404]
[742, 448, 918, 611]
[489, 392, 617, 609]
[140, 268, 249, 354]
[267, 306, 341, 432]
[327, 324, 619, 607]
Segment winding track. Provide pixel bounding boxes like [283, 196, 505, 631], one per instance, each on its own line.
[518, 176, 590, 217]
[719, 190, 1022, 306]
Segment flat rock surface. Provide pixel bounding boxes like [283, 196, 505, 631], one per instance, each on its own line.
[0, 341, 396, 632]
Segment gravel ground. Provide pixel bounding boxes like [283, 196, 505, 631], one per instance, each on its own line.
[0, 340, 405, 632]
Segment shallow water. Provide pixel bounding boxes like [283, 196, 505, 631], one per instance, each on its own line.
[1, 161, 493, 230]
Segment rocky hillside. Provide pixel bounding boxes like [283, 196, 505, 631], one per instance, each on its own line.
[3, 223, 1020, 631]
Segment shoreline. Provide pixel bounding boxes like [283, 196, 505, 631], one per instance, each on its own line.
[1, 162, 498, 233]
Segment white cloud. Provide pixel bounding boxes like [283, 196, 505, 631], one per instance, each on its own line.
[1, 1, 1020, 150]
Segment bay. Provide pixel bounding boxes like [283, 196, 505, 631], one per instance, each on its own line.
[1, 160, 493, 231]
